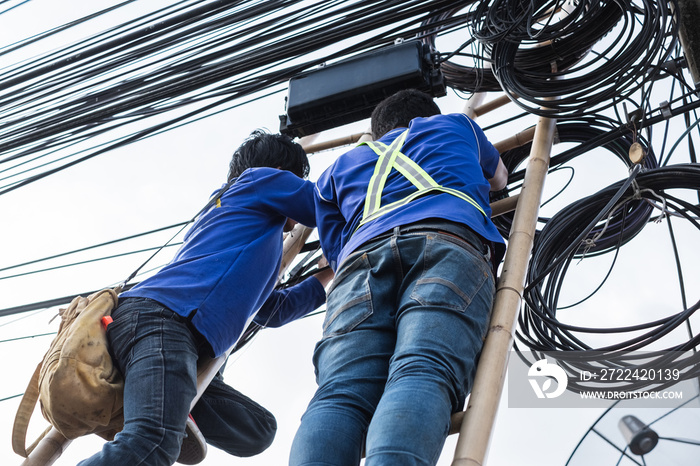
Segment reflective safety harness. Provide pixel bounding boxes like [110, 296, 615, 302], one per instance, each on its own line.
[356, 129, 487, 230]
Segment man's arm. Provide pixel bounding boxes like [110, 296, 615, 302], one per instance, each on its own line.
[488, 157, 508, 192]
[253, 257, 334, 328]
[458, 113, 508, 192]
[314, 181, 345, 271]
[252, 274, 326, 328]
[311, 256, 334, 288]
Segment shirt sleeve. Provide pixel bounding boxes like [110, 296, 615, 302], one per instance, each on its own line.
[252, 276, 326, 327]
[314, 171, 346, 271]
[459, 114, 500, 179]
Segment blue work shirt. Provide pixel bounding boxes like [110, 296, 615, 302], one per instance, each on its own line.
[315, 113, 506, 270]
[122, 167, 325, 357]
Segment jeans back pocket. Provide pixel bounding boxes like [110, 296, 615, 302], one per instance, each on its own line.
[323, 253, 374, 338]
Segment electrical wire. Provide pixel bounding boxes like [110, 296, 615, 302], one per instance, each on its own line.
[516, 164, 700, 393]
[506, 0, 673, 117]
[0, 0, 464, 194]
[464, 0, 678, 118]
[1, 0, 699, 402]
[0, 222, 187, 274]
[493, 115, 658, 243]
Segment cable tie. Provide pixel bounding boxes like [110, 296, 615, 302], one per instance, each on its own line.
[624, 104, 643, 127]
[579, 201, 621, 259]
[659, 100, 673, 120]
[579, 182, 647, 260]
[641, 189, 669, 223]
[579, 238, 597, 259]
[630, 180, 641, 200]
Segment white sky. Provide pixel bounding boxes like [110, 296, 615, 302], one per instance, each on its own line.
[1, 1, 699, 465]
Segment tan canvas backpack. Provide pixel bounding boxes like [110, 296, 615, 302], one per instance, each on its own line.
[12, 288, 124, 457]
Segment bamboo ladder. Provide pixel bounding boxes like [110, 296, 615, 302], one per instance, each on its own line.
[450, 5, 564, 461]
[451, 93, 555, 465]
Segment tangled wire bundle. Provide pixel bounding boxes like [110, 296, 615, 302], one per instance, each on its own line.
[468, 0, 677, 117]
[493, 116, 658, 242]
[516, 164, 700, 392]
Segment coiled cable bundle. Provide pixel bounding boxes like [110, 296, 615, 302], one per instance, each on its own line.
[470, 0, 677, 118]
[516, 163, 700, 393]
[493, 116, 658, 242]
[419, 2, 502, 92]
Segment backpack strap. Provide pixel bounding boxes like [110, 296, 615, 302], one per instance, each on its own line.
[12, 362, 51, 457]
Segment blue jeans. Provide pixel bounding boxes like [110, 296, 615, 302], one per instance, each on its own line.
[192, 370, 277, 457]
[79, 297, 200, 466]
[290, 225, 495, 466]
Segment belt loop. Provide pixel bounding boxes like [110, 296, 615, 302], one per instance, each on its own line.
[393, 226, 401, 236]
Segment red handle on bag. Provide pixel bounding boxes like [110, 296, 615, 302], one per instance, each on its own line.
[101, 316, 113, 330]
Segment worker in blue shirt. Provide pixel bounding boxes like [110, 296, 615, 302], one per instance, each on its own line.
[290, 89, 507, 466]
[80, 130, 333, 466]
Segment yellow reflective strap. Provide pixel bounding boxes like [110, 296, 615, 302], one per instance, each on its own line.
[356, 129, 485, 231]
[392, 152, 436, 190]
[361, 186, 486, 225]
[361, 131, 407, 220]
[361, 187, 438, 224]
[362, 141, 391, 219]
[434, 186, 486, 216]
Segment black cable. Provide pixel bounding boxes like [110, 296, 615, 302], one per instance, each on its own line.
[0, 283, 136, 318]
[0, 0, 462, 194]
[0, 243, 182, 282]
[470, 0, 677, 118]
[493, 116, 658, 242]
[516, 164, 700, 393]
[0, 332, 56, 344]
[0, 222, 187, 274]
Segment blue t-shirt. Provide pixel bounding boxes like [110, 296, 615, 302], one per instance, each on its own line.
[122, 167, 325, 357]
[315, 113, 506, 270]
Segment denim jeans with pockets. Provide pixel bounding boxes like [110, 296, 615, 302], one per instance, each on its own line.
[79, 297, 200, 466]
[290, 223, 495, 466]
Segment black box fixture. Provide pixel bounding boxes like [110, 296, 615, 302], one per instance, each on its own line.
[279, 40, 446, 137]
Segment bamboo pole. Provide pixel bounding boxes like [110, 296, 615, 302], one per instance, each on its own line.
[358, 130, 373, 143]
[470, 94, 514, 119]
[463, 93, 487, 119]
[493, 126, 536, 154]
[490, 194, 519, 218]
[299, 133, 320, 147]
[21, 429, 72, 466]
[451, 113, 556, 466]
[303, 133, 365, 154]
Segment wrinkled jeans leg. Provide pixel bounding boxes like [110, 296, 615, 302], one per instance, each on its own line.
[291, 231, 494, 466]
[191, 372, 277, 457]
[290, 242, 399, 466]
[364, 233, 494, 466]
[79, 298, 199, 466]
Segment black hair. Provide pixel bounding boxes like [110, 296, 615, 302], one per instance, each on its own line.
[370, 89, 441, 140]
[227, 129, 310, 182]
